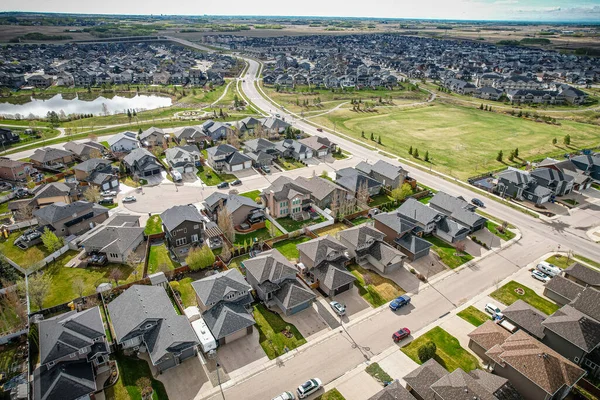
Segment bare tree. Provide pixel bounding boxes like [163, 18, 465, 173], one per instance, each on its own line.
[226, 130, 240, 148]
[157, 263, 171, 273]
[27, 273, 52, 311]
[330, 189, 340, 220]
[126, 253, 141, 274]
[217, 206, 236, 244]
[455, 241, 466, 255]
[83, 186, 102, 203]
[73, 277, 86, 299]
[89, 149, 103, 159]
[220, 244, 232, 263]
[356, 180, 370, 207]
[254, 123, 265, 139]
[109, 268, 124, 287]
[17, 203, 36, 227]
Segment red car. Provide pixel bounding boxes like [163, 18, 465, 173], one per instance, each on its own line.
[316, 128, 323, 132]
[392, 328, 411, 342]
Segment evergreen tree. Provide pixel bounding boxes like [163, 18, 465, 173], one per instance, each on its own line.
[413, 148, 419, 158]
[409, 146, 413, 155]
[424, 151, 429, 162]
[552, 137, 557, 145]
[564, 134, 571, 146]
[514, 148, 519, 157]
[361, 130, 365, 138]
[377, 136, 382, 145]
[496, 150, 503, 162]
[370, 132, 374, 141]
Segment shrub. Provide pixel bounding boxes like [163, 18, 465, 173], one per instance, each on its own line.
[418, 342, 437, 363]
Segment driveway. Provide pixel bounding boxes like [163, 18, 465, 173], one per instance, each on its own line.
[464, 238, 486, 258]
[233, 169, 259, 178]
[157, 355, 210, 400]
[314, 299, 341, 329]
[283, 305, 329, 338]
[407, 253, 447, 279]
[381, 267, 422, 294]
[471, 228, 503, 250]
[330, 285, 370, 320]
[216, 328, 268, 374]
[304, 158, 321, 166]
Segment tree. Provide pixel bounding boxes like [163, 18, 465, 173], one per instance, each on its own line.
[418, 342, 437, 363]
[361, 131, 365, 138]
[0, 256, 19, 288]
[217, 206, 236, 243]
[46, 111, 60, 128]
[151, 146, 164, 159]
[479, 103, 483, 110]
[186, 244, 215, 271]
[127, 109, 132, 123]
[356, 180, 370, 206]
[41, 228, 63, 253]
[227, 130, 240, 148]
[455, 241, 466, 255]
[408, 146, 413, 155]
[220, 243, 232, 262]
[563, 134, 571, 146]
[413, 148, 419, 158]
[391, 183, 414, 202]
[27, 273, 52, 311]
[370, 132, 374, 141]
[136, 377, 153, 400]
[377, 136, 382, 145]
[514, 147, 519, 157]
[73, 277, 86, 299]
[508, 151, 515, 162]
[89, 149, 103, 159]
[552, 137, 557, 145]
[83, 186, 101, 203]
[109, 268, 124, 286]
[496, 150, 503, 162]
[17, 203, 36, 227]
[424, 151, 429, 162]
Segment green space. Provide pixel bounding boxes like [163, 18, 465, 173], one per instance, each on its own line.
[490, 280, 559, 315]
[369, 193, 395, 207]
[574, 255, 600, 270]
[233, 221, 282, 246]
[349, 264, 405, 308]
[350, 215, 370, 226]
[332, 151, 348, 160]
[425, 236, 473, 269]
[311, 103, 600, 180]
[0, 341, 25, 380]
[545, 254, 573, 269]
[229, 254, 250, 275]
[475, 210, 516, 229]
[0, 232, 51, 269]
[313, 222, 348, 237]
[144, 215, 163, 235]
[0, 202, 8, 214]
[485, 221, 516, 241]
[104, 352, 169, 400]
[457, 306, 492, 327]
[239, 190, 261, 202]
[148, 244, 180, 274]
[418, 194, 434, 204]
[196, 166, 236, 186]
[275, 157, 305, 171]
[365, 362, 393, 384]
[272, 236, 311, 260]
[401, 327, 479, 372]
[173, 277, 196, 308]
[276, 215, 325, 232]
[315, 389, 346, 400]
[253, 304, 306, 359]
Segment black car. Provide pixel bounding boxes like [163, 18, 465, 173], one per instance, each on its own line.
[217, 182, 229, 189]
[231, 179, 242, 186]
[99, 198, 114, 205]
[471, 198, 484, 208]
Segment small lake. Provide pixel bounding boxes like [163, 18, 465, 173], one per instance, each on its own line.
[0, 93, 172, 118]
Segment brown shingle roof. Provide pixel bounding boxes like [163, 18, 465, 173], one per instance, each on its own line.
[467, 320, 511, 352]
[502, 300, 547, 339]
[564, 262, 600, 286]
[544, 276, 584, 303]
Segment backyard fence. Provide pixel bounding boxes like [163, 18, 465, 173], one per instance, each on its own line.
[29, 244, 70, 274]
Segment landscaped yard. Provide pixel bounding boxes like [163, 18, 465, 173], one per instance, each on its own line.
[253, 304, 306, 359]
[275, 157, 305, 171]
[313, 222, 348, 237]
[457, 306, 492, 327]
[349, 264, 405, 308]
[277, 215, 325, 232]
[0, 202, 8, 214]
[233, 221, 282, 246]
[0, 232, 51, 269]
[239, 190, 261, 202]
[369, 193, 394, 207]
[104, 352, 169, 400]
[365, 362, 392, 384]
[350, 215, 370, 226]
[174, 277, 196, 308]
[401, 326, 479, 372]
[228, 254, 250, 275]
[148, 244, 180, 274]
[546, 254, 600, 270]
[332, 151, 348, 160]
[272, 236, 311, 260]
[315, 389, 346, 400]
[196, 166, 237, 186]
[490, 280, 559, 315]
[418, 194, 434, 204]
[144, 215, 163, 235]
[425, 236, 474, 269]
[485, 221, 516, 241]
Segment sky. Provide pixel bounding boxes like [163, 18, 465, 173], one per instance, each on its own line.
[2, 0, 600, 22]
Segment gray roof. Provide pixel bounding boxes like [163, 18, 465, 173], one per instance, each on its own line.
[139, 126, 164, 140]
[502, 300, 547, 339]
[243, 249, 297, 285]
[30, 147, 73, 163]
[106, 131, 138, 147]
[429, 192, 485, 228]
[33, 182, 77, 199]
[338, 224, 385, 249]
[64, 141, 105, 157]
[73, 158, 110, 173]
[202, 302, 255, 340]
[274, 280, 316, 310]
[122, 148, 158, 167]
[173, 126, 205, 140]
[544, 276, 584, 303]
[204, 193, 260, 214]
[570, 287, 600, 323]
[403, 359, 449, 400]
[335, 167, 382, 193]
[397, 198, 442, 226]
[564, 262, 600, 286]
[34, 201, 107, 224]
[160, 205, 203, 232]
[543, 305, 600, 352]
[367, 380, 416, 400]
[374, 212, 417, 235]
[312, 262, 356, 291]
[295, 176, 346, 202]
[34, 360, 96, 400]
[206, 144, 237, 157]
[191, 269, 252, 307]
[105, 213, 140, 227]
[165, 146, 200, 163]
[80, 225, 144, 255]
[395, 233, 432, 254]
[262, 176, 311, 202]
[356, 159, 405, 181]
[431, 368, 497, 400]
[244, 138, 276, 153]
[296, 235, 348, 266]
[530, 168, 574, 183]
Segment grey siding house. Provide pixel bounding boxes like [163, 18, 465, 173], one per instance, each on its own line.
[496, 169, 553, 205]
[530, 168, 574, 197]
[429, 192, 487, 233]
[356, 159, 407, 189]
[160, 205, 205, 259]
[373, 211, 433, 261]
[338, 225, 405, 274]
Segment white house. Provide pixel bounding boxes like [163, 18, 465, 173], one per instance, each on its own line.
[106, 131, 140, 153]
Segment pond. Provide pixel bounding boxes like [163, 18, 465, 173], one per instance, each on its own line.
[0, 93, 172, 118]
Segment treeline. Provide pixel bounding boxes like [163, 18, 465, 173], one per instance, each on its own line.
[10, 32, 73, 42]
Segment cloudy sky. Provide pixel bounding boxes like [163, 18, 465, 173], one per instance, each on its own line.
[2, 0, 600, 22]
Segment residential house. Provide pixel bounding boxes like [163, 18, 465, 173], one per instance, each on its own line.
[507, 89, 563, 105]
[233, 117, 262, 135]
[338, 225, 405, 274]
[165, 145, 201, 174]
[559, 86, 588, 105]
[30, 182, 81, 208]
[261, 176, 312, 219]
[34, 201, 109, 237]
[299, 136, 336, 158]
[429, 192, 487, 233]
[0, 158, 33, 181]
[79, 216, 145, 264]
[140, 127, 166, 147]
[502, 300, 547, 340]
[63, 141, 106, 161]
[274, 139, 313, 161]
[261, 117, 291, 135]
[467, 320, 512, 364]
[29, 147, 74, 170]
[122, 148, 162, 178]
[295, 176, 351, 210]
[537, 158, 593, 192]
[0, 128, 20, 146]
[173, 126, 209, 146]
[243, 138, 277, 168]
[529, 168, 574, 197]
[297, 235, 356, 297]
[373, 210, 433, 260]
[543, 275, 585, 306]
[474, 87, 503, 101]
[404, 359, 449, 400]
[564, 262, 600, 289]
[356, 160, 408, 189]
[570, 154, 600, 181]
[368, 380, 417, 400]
[106, 131, 140, 153]
[27, 74, 53, 88]
[203, 192, 264, 227]
[335, 168, 382, 197]
[108, 285, 199, 372]
[496, 169, 553, 205]
[444, 78, 477, 94]
[206, 144, 252, 172]
[160, 204, 205, 258]
[191, 269, 255, 345]
[243, 249, 316, 315]
[73, 158, 119, 191]
[202, 120, 233, 142]
[33, 307, 110, 400]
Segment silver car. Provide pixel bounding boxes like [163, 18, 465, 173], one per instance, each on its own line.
[329, 301, 346, 316]
[297, 378, 322, 399]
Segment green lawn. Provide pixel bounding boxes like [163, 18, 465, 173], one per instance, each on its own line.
[272, 236, 311, 260]
[332, 151, 348, 160]
[401, 327, 479, 372]
[365, 362, 393, 384]
[0, 341, 24, 380]
[350, 215, 370, 226]
[0, 232, 51, 269]
[418, 195, 434, 204]
[104, 352, 169, 400]
[253, 304, 306, 359]
[574, 255, 600, 270]
[369, 193, 395, 207]
[475, 210, 515, 229]
[349, 264, 405, 308]
[315, 389, 346, 400]
[144, 215, 163, 235]
[276, 215, 325, 232]
[547, 254, 600, 271]
[311, 103, 600, 180]
[174, 277, 196, 308]
[196, 166, 237, 186]
[148, 244, 179, 274]
[275, 157, 305, 170]
[0, 202, 8, 214]
[485, 221, 516, 241]
[229, 254, 250, 275]
[490, 280, 559, 315]
[457, 306, 492, 327]
[233, 221, 282, 245]
[425, 236, 474, 269]
[239, 190, 261, 202]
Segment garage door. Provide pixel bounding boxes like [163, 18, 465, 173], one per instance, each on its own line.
[184, 166, 194, 173]
[224, 328, 247, 344]
[110, 179, 119, 188]
[334, 283, 351, 295]
[102, 183, 110, 190]
[231, 164, 243, 172]
[144, 171, 152, 177]
[289, 301, 311, 315]
[152, 169, 160, 175]
[319, 150, 327, 157]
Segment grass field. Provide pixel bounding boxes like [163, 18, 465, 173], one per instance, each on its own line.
[104, 352, 169, 400]
[272, 236, 311, 260]
[253, 304, 306, 359]
[233, 221, 282, 246]
[175, 277, 196, 308]
[275, 157, 305, 170]
[311, 103, 600, 180]
[277, 215, 325, 232]
[401, 327, 479, 372]
[144, 215, 163, 235]
[546, 254, 600, 270]
[148, 244, 179, 274]
[365, 362, 393, 384]
[349, 264, 405, 308]
[196, 166, 237, 186]
[425, 236, 474, 269]
[0, 232, 51, 269]
[239, 190, 261, 201]
[315, 389, 346, 400]
[457, 306, 492, 327]
[485, 221, 516, 241]
[490, 280, 559, 315]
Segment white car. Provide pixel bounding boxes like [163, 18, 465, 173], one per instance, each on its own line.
[532, 270, 551, 283]
[484, 303, 504, 319]
[101, 190, 117, 197]
[330, 301, 346, 316]
[297, 378, 322, 399]
[122, 195, 137, 203]
[271, 391, 295, 400]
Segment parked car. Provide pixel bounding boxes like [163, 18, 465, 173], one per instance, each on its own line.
[485, 303, 503, 319]
[101, 190, 117, 197]
[98, 198, 114, 205]
[316, 128, 323, 132]
[217, 182, 229, 189]
[392, 328, 411, 342]
[297, 378, 322, 399]
[122, 196, 136, 203]
[532, 270, 551, 283]
[88, 253, 107, 266]
[536, 261, 561, 277]
[368, 208, 381, 218]
[262, 165, 271, 174]
[329, 301, 346, 316]
[471, 198, 484, 208]
[389, 295, 411, 311]
[271, 391, 295, 400]
[231, 179, 242, 186]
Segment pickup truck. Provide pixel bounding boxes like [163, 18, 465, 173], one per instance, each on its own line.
[389, 295, 411, 311]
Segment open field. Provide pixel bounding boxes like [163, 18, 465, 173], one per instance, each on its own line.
[311, 103, 600, 180]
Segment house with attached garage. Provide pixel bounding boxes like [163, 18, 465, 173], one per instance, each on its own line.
[34, 201, 109, 237]
[543, 275, 586, 306]
[367, 380, 416, 400]
[496, 169, 553, 205]
[33, 306, 111, 400]
[29, 147, 74, 170]
[274, 139, 313, 161]
[139, 127, 166, 147]
[335, 167, 382, 197]
[338, 225, 405, 274]
[563, 262, 600, 290]
[0, 158, 33, 181]
[108, 285, 199, 372]
[243, 249, 316, 316]
[537, 158, 593, 192]
[106, 131, 140, 153]
[172, 126, 209, 146]
[356, 159, 408, 190]
[529, 168, 574, 197]
[295, 176, 351, 210]
[243, 138, 277, 168]
[260, 117, 291, 135]
[203, 192, 264, 227]
[398, 198, 470, 244]
[373, 210, 433, 261]
[63, 141, 106, 161]
[429, 191, 487, 233]
[122, 148, 163, 178]
[261, 176, 313, 219]
[165, 145, 201, 174]
[569, 154, 600, 181]
[202, 120, 233, 142]
[474, 86, 503, 101]
[299, 136, 336, 157]
[206, 144, 252, 172]
[73, 158, 120, 191]
[78, 216, 145, 264]
[233, 116, 262, 135]
[160, 204, 205, 259]
[191, 269, 255, 345]
[297, 235, 356, 297]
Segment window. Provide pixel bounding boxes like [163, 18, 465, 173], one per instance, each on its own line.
[574, 357, 580, 363]
[144, 323, 153, 330]
[193, 224, 199, 230]
[70, 353, 76, 358]
[79, 348, 87, 354]
[175, 238, 187, 247]
[184, 228, 187, 234]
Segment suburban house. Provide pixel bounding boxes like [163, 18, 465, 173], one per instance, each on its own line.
[429, 192, 487, 233]
[140, 127, 166, 147]
[274, 139, 313, 160]
[537, 158, 593, 192]
[338, 225, 405, 274]
[544, 275, 586, 306]
[106, 131, 140, 153]
[564, 262, 600, 290]
[29, 147, 74, 170]
[233, 116, 262, 134]
[475, 86, 503, 101]
[203, 192, 264, 227]
[172, 126, 209, 146]
[299, 136, 336, 157]
[160, 205, 205, 259]
[63, 141, 106, 161]
[78, 216, 145, 264]
[467, 320, 512, 364]
[502, 300, 547, 340]
[356, 160, 408, 189]
[34, 201, 109, 237]
[570, 154, 600, 181]
[243, 138, 277, 168]
[496, 169, 553, 205]
[122, 148, 163, 178]
[0, 158, 34, 181]
[261, 176, 312, 219]
[202, 120, 233, 142]
[373, 210, 433, 260]
[191, 269, 255, 345]
[243, 249, 316, 315]
[165, 145, 201, 174]
[31, 182, 81, 208]
[206, 144, 252, 172]
[260, 117, 291, 135]
[108, 285, 199, 372]
[368, 380, 416, 400]
[335, 168, 382, 197]
[295, 176, 351, 210]
[73, 158, 120, 191]
[529, 168, 574, 197]
[297, 235, 356, 297]
[0, 128, 20, 146]
[33, 307, 110, 400]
